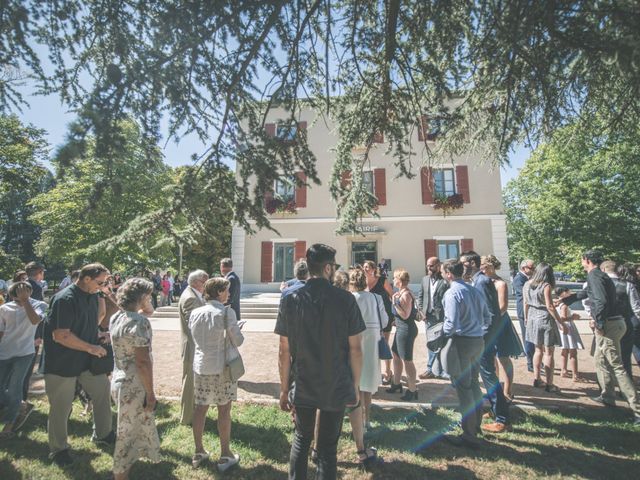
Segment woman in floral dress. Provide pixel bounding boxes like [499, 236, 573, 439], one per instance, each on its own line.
[110, 278, 161, 480]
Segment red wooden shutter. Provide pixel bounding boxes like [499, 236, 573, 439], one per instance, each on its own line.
[373, 168, 386, 206]
[418, 115, 428, 141]
[341, 170, 352, 188]
[373, 131, 384, 143]
[294, 241, 306, 261]
[265, 123, 276, 137]
[260, 242, 273, 283]
[424, 239, 437, 262]
[456, 165, 470, 203]
[297, 121, 307, 133]
[460, 238, 474, 253]
[421, 167, 434, 204]
[295, 171, 307, 208]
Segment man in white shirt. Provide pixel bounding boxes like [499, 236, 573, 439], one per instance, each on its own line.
[0, 281, 47, 437]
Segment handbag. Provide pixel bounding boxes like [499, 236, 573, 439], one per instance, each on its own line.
[426, 321, 446, 351]
[375, 295, 393, 360]
[89, 342, 114, 375]
[222, 306, 245, 382]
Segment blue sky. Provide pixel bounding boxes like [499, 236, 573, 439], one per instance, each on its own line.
[18, 91, 529, 188]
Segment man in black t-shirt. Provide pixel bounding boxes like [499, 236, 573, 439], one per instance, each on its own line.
[42, 263, 116, 466]
[275, 244, 365, 480]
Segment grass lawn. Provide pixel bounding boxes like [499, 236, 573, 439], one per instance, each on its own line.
[1, 397, 638, 479]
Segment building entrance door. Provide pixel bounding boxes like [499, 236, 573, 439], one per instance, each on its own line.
[274, 243, 295, 282]
[351, 241, 377, 267]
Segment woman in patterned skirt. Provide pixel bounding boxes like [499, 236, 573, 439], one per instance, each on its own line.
[189, 277, 244, 472]
[110, 278, 161, 480]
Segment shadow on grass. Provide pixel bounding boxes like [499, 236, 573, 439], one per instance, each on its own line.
[238, 380, 280, 399]
[0, 459, 21, 480]
[514, 408, 639, 455]
[407, 407, 640, 479]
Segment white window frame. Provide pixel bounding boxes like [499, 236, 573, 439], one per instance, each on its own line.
[436, 240, 460, 260]
[433, 168, 456, 197]
[274, 177, 295, 202]
[276, 123, 298, 141]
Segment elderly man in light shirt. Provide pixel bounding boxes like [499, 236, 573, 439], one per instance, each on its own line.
[440, 259, 492, 448]
[178, 269, 209, 425]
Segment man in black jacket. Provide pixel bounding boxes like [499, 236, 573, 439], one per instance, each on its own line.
[220, 258, 241, 320]
[276, 244, 365, 479]
[560, 250, 640, 425]
[418, 257, 449, 379]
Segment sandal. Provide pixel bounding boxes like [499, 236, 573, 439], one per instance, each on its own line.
[533, 379, 546, 388]
[357, 447, 382, 469]
[217, 453, 240, 473]
[191, 451, 210, 468]
[310, 448, 318, 465]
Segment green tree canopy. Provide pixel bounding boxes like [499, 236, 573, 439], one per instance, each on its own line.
[504, 116, 640, 277]
[3, 1, 640, 234]
[29, 120, 174, 270]
[0, 114, 53, 261]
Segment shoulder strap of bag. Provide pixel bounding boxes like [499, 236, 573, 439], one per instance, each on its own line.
[374, 294, 384, 336]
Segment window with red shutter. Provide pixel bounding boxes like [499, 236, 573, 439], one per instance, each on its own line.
[294, 241, 306, 261]
[265, 123, 276, 137]
[341, 170, 352, 189]
[373, 168, 386, 206]
[455, 165, 470, 203]
[460, 239, 474, 253]
[261, 242, 273, 283]
[295, 172, 307, 208]
[420, 167, 434, 204]
[373, 131, 384, 143]
[424, 240, 437, 265]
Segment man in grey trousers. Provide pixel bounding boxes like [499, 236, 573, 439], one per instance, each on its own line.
[41, 263, 116, 466]
[441, 259, 492, 447]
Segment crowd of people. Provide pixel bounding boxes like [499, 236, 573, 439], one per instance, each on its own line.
[0, 246, 639, 479]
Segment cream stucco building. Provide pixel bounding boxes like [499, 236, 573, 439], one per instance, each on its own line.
[232, 107, 509, 290]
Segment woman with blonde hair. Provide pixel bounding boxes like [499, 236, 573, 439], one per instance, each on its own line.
[189, 277, 244, 472]
[480, 255, 523, 402]
[387, 268, 419, 401]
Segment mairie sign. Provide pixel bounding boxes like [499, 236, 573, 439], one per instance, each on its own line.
[354, 224, 384, 234]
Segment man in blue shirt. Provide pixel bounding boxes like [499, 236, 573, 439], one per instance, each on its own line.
[441, 259, 491, 447]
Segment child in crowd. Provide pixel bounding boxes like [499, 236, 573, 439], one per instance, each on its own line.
[555, 287, 585, 382]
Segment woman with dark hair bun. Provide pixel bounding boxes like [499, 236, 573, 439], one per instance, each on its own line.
[524, 263, 564, 393]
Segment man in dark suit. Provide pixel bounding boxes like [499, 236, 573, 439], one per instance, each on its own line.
[418, 257, 449, 379]
[513, 259, 535, 371]
[220, 258, 241, 320]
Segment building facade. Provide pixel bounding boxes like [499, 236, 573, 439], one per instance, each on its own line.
[232, 107, 509, 290]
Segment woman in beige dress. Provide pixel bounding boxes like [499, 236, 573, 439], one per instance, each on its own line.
[110, 278, 161, 480]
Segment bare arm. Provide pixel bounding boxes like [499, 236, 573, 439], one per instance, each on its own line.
[383, 278, 393, 297]
[52, 329, 106, 357]
[134, 346, 156, 412]
[543, 285, 562, 324]
[347, 333, 363, 408]
[278, 336, 292, 411]
[495, 280, 509, 315]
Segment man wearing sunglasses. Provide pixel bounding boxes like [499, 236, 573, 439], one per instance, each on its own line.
[41, 263, 116, 466]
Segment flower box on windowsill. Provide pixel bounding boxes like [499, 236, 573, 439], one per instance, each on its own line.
[266, 197, 297, 216]
[432, 193, 464, 217]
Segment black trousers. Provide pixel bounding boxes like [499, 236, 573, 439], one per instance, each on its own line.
[289, 406, 344, 480]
